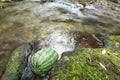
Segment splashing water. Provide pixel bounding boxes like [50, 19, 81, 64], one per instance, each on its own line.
[46, 30, 75, 59]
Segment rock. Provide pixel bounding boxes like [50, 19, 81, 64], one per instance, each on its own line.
[0, 44, 29, 80]
[50, 48, 120, 80]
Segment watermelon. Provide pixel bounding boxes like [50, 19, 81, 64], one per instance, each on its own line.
[29, 48, 58, 75]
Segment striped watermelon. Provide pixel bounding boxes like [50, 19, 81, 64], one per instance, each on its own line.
[29, 48, 58, 75]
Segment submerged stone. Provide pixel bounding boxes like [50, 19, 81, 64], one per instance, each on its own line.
[50, 48, 120, 80]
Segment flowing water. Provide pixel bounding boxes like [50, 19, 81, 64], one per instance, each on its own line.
[0, 0, 120, 78]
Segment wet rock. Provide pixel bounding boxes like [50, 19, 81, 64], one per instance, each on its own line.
[50, 48, 120, 80]
[0, 44, 29, 80]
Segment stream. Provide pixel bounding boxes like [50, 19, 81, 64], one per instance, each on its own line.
[0, 0, 120, 79]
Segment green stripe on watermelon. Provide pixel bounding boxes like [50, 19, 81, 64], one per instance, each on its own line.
[38, 49, 56, 69]
[30, 48, 51, 69]
[40, 60, 58, 74]
[40, 55, 57, 70]
[36, 48, 52, 68]
[40, 58, 57, 72]
[40, 49, 54, 65]
[41, 58, 58, 74]
[41, 52, 58, 69]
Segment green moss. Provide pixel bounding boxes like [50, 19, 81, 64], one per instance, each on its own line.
[1, 44, 28, 80]
[90, 48, 120, 76]
[51, 48, 120, 80]
[0, 2, 4, 8]
[107, 35, 120, 48]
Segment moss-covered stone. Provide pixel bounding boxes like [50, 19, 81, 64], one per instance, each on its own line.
[0, 44, 29, 80]
[107, 35, 120, 48]
[0, 2, 5, 8]
[50, 48, 120, 80]
[0, 2, 15, 9]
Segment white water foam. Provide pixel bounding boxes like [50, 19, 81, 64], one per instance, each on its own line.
[46, 31, 75, 59]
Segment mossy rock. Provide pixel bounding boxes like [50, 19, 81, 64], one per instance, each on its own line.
[0, 2, 15, 9]
[107, 35, 120, 48]
[50, 48, 120, 80]
[0, 44, 29, 80]
[0, 2, 5, 8]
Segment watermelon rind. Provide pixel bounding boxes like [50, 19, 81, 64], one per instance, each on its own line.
[29, 48, 58, 75]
